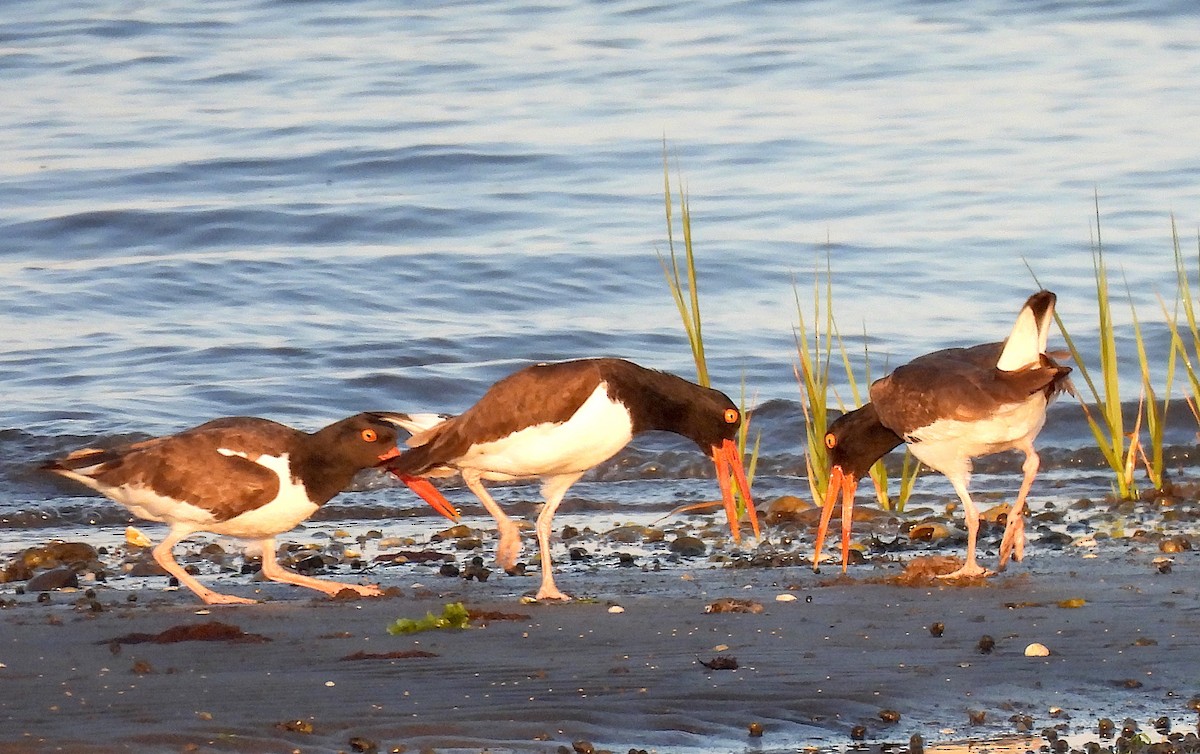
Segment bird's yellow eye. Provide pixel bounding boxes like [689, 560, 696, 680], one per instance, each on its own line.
[723, 408, 739, 424]
[361, 429, 378, 442]
[824, 433, 836, 449]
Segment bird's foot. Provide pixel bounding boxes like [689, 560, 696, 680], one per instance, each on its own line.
[334, 583, 384, 598]
[533, 586, 572, 602]
[201, 592, 258, 605]
[997, 522, 1027, 570]
[495, 527, 522, 571]
[936, 563, 993, 580]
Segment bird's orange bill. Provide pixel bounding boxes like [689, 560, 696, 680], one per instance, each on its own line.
[389, 470, 461, 522]
[377, 446, 403, 463]
[812, 465, 859, 572]
[712, 438, 760, 543]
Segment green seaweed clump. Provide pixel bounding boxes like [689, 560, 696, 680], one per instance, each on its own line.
[386, 602, 470, 635]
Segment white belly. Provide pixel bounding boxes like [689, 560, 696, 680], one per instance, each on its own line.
[78, 452, 319, 540]
[907, 397, 1048, 476]
[457, 384, 634, 478]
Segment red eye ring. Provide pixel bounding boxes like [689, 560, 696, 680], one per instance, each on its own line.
[723, 408, 739, 424]
[361, 428, 378, 442]
[824, 433, 836, 449]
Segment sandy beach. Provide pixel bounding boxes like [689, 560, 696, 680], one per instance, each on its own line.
[2, 522, 1198, 754]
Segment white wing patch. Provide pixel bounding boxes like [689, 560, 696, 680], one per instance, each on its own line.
[457, 383, 634, 478]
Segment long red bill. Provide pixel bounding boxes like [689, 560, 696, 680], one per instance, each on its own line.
[812, 465, 858, 573]
[391, 471, 460, 523]
[712, 438, 759, 543]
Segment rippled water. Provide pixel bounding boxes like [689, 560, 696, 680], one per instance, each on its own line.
[3, 0, 1200, 530]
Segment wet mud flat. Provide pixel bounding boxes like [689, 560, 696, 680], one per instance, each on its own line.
[1, 537, 1198, 754]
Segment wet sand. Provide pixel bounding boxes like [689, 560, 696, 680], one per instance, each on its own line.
[2, 536, 1198, 754]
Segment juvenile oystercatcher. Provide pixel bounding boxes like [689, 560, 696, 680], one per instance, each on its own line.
[43, 412, 459, 604]
[813, 290, 1073, 579]
[382, 358, 759, 601]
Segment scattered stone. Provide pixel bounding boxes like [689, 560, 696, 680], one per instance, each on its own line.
[978, 635, 995, 654]
[669, 535, 706, 557]
[432, 524, 473, 541]
[26, 566, 79, 592]
[930, 622, 945, 637]
[1025, 642, 1051, 657]
[908, 522, 952, 541]
[277, 719, 314, 734]
[704, 598, 763, 614]
[850, 725, 867, 741]
[748, 721, 764, 737]
[572, 740, 595, 754]
[765, 494, 813, 524]
[698, 655, 738, 670]
[878, 709, 901, 724]
[348, 736, 379, 754]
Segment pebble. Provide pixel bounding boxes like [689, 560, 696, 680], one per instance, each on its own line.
[1025, 642, 1051, 657]
[26, 567, 79, 592]
[669, 535, 706, 557]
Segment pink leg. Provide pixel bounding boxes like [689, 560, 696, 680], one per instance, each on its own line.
[153, 528, 256, 605]
[257, 537, 382, 598]
[464, 471, 523, 571]
[998, 447, 1039, 570]
[530, 473, 583, 602]
[938, 477, 991, 579]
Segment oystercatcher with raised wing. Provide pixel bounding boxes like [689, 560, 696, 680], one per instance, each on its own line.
[43, 412, 459, 604]
[813, 290, 1072, 578]
[383, 358, 759, 601]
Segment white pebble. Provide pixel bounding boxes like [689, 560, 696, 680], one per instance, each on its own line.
[775, 593, 798, 602]
[1025, 642, 1051, 657]
[607, 605, 625, 614]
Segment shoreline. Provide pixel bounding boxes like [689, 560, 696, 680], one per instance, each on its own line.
[2, 532, 1197, 754]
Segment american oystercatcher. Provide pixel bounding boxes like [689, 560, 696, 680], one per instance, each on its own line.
[382, 357, 759, 601]
[43, 412, 459, 604]
[813, 290, 1073, 578]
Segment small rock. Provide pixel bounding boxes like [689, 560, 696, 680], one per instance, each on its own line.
[669, 536, 706, 557]
[348, 735, 379, 753]
[26, 567, 79, 592]
[748, 721, 764, 737]
[1025, 642, 1051, 657]
[978, 635, 995, 654]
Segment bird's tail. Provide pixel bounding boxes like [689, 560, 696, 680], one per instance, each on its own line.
[996, 290, 1056, 372]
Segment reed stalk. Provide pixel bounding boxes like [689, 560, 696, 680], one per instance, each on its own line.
[1032, 196, 1146, 499]
[792, 261, 921, 510]
[657, 143, 757, 521]
[1165, 217, 1200, 431]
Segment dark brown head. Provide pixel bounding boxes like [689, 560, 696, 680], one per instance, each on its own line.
[813, 404, 903, 572]
[298, 413, 403, 503]
[604, 361, 758, 542]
